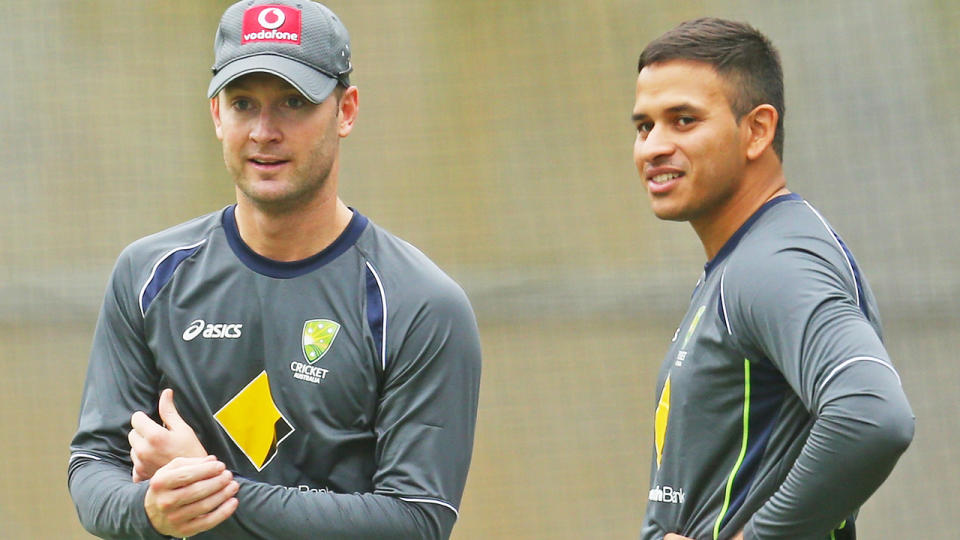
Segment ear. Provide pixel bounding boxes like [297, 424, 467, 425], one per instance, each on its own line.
[743, 104, 778, 161]
[337, 86, 359, 138]
[210, 96, 224, 141]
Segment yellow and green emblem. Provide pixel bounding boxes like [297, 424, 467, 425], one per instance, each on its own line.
[302, 319, 341, 364]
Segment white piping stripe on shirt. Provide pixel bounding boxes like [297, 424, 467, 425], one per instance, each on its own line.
[803, 201, 860, 308]
[818, 356, 902, 395]
[138, 239, 207, 317]
[399, 497, 459, 518]
[365, 261, 388, 371]
[720, 268, 733, 335]
[68, 452, 102, 465]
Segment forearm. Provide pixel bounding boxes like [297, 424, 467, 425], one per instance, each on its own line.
[68, 458, 167, 540]
[197, 477, 453, 539]
[743, 366, 914, 539]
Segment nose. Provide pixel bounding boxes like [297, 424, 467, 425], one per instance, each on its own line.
[636, 124, 675, 165]
[250, 109, 282, 144]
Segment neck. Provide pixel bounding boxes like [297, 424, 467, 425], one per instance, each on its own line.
[692, 160, 789, 260]
[233, 192, 354, 262]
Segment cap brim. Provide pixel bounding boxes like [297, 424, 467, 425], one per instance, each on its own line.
[207, 54, 339, 104]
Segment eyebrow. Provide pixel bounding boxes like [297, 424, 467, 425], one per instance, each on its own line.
[632, 103, 704, 123]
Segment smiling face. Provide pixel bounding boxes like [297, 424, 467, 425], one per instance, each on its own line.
[632, 60, 751, 227]
[211, 72, 356, 214]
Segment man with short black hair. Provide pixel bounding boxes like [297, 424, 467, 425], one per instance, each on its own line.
[632, 18, 914, 539]
[68, 2, 481, 538]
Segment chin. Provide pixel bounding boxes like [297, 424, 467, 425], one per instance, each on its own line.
[648, 201, 688, 222]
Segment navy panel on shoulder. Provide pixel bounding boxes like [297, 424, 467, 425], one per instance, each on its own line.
[831, 232, 868, 318]
[139, 241, 205, 316]
[365, 262, 386, 371]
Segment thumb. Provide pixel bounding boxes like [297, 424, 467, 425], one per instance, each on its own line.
[158, 388, 189, 431]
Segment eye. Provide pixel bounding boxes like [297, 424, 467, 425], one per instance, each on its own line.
[231, 98, 253, 112]
[677, 116, 696, 127]
[637, 121, 653, 138]
[285, 96, 307, 109]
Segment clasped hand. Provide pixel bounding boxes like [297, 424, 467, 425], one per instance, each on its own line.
[129, 388, 239, 537]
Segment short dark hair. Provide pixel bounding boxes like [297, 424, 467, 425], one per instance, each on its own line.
[638, 17, 785, 159]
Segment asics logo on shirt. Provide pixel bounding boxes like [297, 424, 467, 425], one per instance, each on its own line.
[182, 319, 243, 341]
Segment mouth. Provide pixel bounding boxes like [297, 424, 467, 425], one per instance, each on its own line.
[645, 168, 684, 194]
[648, 172, 683, 185]
[248, 156, 290, 171]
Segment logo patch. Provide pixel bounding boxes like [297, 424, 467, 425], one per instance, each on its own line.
[214, 371, 294, 471]
[649, 484, 685, 504]
[675, 304, 706, 367]
[182, 319, 243, 341]
[302, 319, 340, 364]
[242, 5, 301, 44]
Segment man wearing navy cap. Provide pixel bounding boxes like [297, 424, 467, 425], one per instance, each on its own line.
[68, 2, 482, 538]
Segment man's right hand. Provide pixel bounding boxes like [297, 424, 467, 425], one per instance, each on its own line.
[130, 388, 207, 482]
[144, 455, 239, 537]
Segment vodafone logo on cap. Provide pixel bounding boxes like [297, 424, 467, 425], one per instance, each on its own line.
[242, 4, 301, 44]
[258, 8, 286, 29]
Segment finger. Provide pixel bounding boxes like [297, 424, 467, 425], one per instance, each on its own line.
[131, 447, 143, 482]
[172, 470, 235, 507]
[131, 447, 145, 482]
[128, 430, 148, 467]
[158, 388, 190, 431]
[151, 458, 226, 490]
[130, 410, 166, 439]
[167, 479, 239, 524]
[131, 448, 155, 483]
[127, 427, 144, 451]
[176, 495, 239, 537]
[128, 427, 161, 479]
[155, 469, 233, 519]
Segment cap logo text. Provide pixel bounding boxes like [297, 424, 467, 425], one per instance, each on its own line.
[242, 5, 301, 45]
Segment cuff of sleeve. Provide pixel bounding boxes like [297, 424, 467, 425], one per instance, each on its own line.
[741, 521, 757, 540]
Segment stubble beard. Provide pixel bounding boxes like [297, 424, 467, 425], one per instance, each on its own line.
[228, 151, 335, 216]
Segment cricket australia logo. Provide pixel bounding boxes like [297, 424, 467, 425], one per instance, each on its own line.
[290, 319, 340, 384]
[302, 319, 340, 363]
[674, 305, 706, 367]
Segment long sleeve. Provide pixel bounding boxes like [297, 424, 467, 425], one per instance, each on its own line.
[726, 245, 914, 539]
[68, 458, 166, 540]
[193, 479, 455, 539]
[68, 250, 168, 539]
[742, 361, 913, 539]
